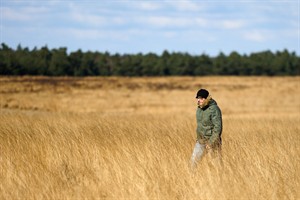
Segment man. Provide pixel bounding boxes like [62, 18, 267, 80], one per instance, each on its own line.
[190, 89, 223, 168]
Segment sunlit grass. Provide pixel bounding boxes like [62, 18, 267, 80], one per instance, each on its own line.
[0, 76, 299, 199]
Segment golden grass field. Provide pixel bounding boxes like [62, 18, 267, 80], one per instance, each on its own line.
[0, 76, 299, 199]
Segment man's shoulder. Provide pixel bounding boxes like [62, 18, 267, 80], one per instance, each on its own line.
[208, 103, 221, 112]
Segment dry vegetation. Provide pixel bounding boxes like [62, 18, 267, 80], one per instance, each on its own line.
[0, 76, 299, 199]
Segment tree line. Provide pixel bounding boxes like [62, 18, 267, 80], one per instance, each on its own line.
[0, 43, 299, 76]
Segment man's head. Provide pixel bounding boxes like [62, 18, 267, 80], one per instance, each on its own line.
[196, 89, 209, 107]
[196, 89, 209, 99]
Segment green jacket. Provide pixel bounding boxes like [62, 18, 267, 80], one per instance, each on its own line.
[196, 97, 222, 146]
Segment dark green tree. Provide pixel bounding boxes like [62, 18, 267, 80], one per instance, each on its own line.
[69, 49, 83, 76]
[194, 54, 213, 75]
[48, 48, 70, 76]
[1, 43, 299, 76]
[94, 52, 112, 76]
[78, 51, 97, 76]
[141, 53, 159, 76]
[31, 46, 51, 75]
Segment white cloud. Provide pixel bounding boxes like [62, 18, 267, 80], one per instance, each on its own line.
[67, 2, 127, 27]
[167, 0, 202, 12]
[1, 5, 50, 22]
[141, 16, 243, 30]
[195, 18, 208, 27]
[70, 12, 126, 27]
[21, 6, 50, 14]
[136, 2, 162, 11]
[1, 7, 33, 21]
[1, 0, 297, 55]
[71, 12, 107, 26]
[146, 16, 190, 27]
[57, 28, 131, 41]
[124, 0, 202, 12]
[243, 31, 266, 42]
[162, 31, 177, 38]
[142, 16, 208, 28]
[66, 28, 102, 39]
[221, 20, 245, 29]
[126, 28, 148, 36]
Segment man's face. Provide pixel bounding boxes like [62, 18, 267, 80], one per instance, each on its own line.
[197, 97, 205, 106]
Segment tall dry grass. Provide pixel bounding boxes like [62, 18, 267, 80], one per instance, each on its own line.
[0, 76, 299, 199]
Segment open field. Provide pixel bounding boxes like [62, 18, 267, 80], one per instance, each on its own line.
[0, 76, 299, 199]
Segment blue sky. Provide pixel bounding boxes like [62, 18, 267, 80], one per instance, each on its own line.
[1, 0, 299, 56]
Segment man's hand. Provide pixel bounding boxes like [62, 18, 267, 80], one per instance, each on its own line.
[205, 144, 211, 150]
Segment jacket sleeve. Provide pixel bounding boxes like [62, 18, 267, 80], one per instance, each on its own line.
[209, 105, 222, 146]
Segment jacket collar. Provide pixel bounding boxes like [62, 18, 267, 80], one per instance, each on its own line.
[199, 95, 212, 109]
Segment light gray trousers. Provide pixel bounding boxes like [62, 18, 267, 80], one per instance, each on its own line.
[190, 141, 223, 169]
[190, 142, 206, 168]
